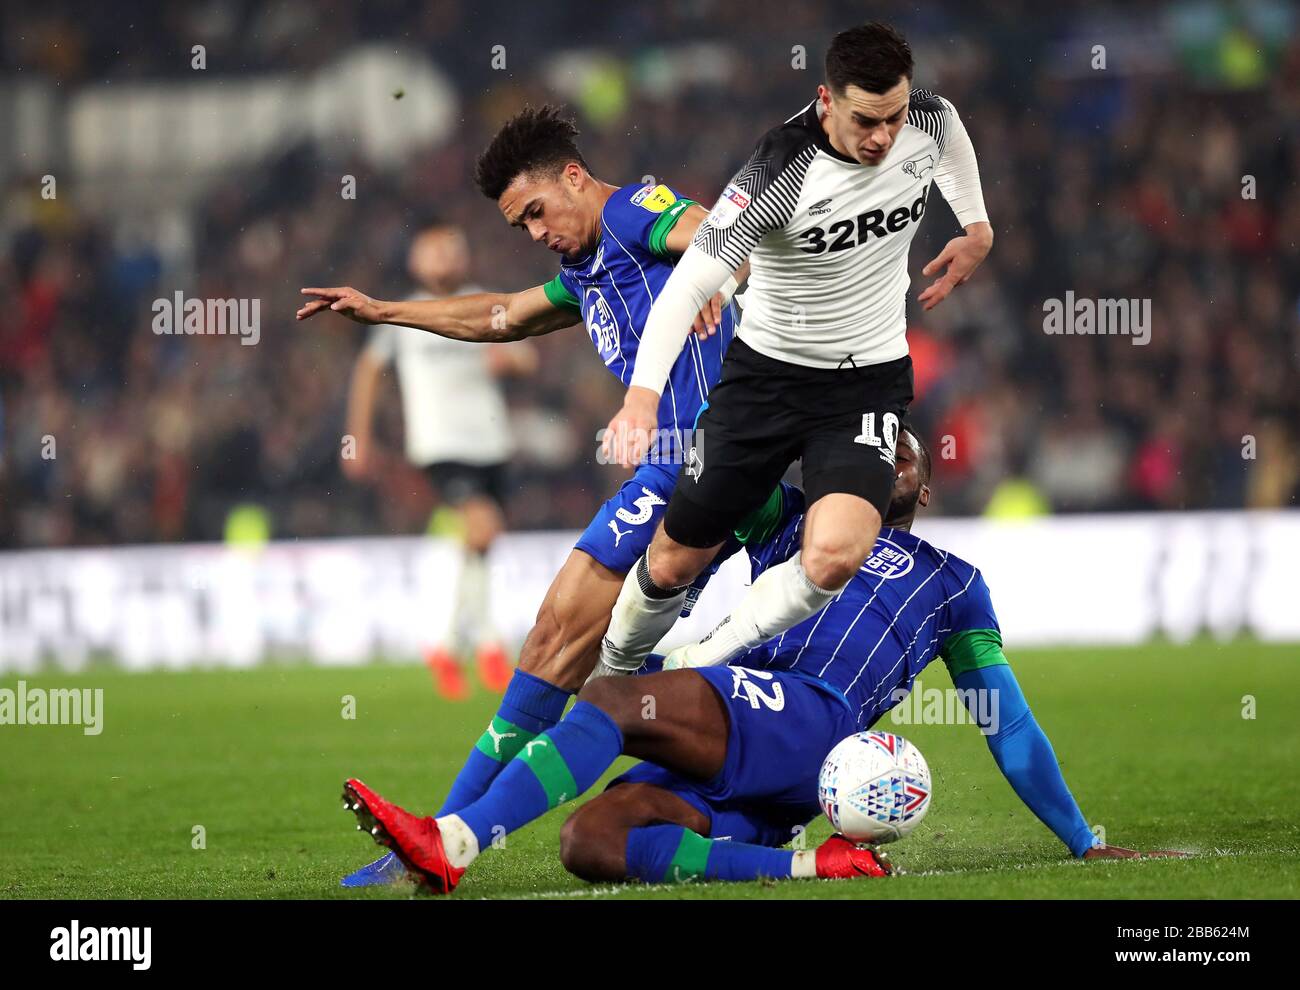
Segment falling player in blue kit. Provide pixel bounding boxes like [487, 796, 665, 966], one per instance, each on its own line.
[342, 427, 1177, 893]
[300, 105, 744, 886]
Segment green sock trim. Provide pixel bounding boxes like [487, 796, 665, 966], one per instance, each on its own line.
[665, 829, 712, 883]
[474, 717, 535, 763]
[517, 736, 579, 807]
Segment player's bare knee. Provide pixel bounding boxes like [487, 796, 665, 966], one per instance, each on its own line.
[802, 537, 868, 590]
[463, 523, 498, 556]
[647, 536, 709, 589]
[559, 805, 624, 882]
[461, 497, 504, 553]
[645, 545, 691, 589]
[575, 675, 639, 729]
[557, 810, 592, 877]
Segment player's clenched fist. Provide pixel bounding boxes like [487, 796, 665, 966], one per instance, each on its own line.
[297, 287, 389, 324]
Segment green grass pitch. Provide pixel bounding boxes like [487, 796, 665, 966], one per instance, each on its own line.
[2, 640, 1297, 900]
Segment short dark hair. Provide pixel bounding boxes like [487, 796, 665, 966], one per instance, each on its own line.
[473, 105, 591, 200]
[900, 423, 932, 483]
[825, 22, 914, 95]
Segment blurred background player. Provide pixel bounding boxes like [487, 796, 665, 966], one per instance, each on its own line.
[342, 222, 537, 699]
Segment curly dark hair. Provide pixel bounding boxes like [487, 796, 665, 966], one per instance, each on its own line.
[473, 105, 592, 200]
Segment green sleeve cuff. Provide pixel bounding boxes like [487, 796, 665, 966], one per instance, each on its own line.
[542, 274, 582, 316]
[733, 487, 785, 546]
[941, 628, 1008, 679]
[647, 199, 697, 258]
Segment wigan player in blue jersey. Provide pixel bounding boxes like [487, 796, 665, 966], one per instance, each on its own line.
[299, 106, 743, 886]
[342, 427, 1178, 893]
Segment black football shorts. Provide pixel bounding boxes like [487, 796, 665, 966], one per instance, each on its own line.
[664, 337, 913, 548]
[423, 461, 508, 508]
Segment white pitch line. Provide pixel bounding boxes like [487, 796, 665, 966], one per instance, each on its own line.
[473, 883, 675, 901]
[466, 846, 1300, 899]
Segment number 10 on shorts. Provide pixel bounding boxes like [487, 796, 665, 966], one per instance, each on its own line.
[854, 412, 900, 465]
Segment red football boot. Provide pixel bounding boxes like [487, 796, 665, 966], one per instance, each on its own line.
[342, 778, 464, 894]
[424, 646, 469, 701]
[475, 641, 513, 693]
[814, 834, 893, 879]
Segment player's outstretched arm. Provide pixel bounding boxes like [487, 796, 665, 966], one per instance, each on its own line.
[297, 284, 578, 342]
[951, 654, 1183, 859]
[949, 651, 1096, 857]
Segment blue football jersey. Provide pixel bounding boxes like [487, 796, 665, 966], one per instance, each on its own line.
[542, 182, 735, 443]
[740, 485, 1002, 730]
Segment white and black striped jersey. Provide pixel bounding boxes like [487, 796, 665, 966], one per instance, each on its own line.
[693, 89, 987, 370]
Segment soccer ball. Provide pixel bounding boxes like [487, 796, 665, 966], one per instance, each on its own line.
[817, 731, 932, 844]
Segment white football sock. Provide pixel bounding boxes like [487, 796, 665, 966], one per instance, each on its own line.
[791, 850, 817, 879]
[679, 552, 844, 667]
[585, 658, 636, 683]
[435, 813, 480, 869]
[599, 555, 689, 673]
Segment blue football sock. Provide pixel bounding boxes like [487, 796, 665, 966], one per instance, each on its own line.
[626, 825, 795, 883]
[455, 701, 623, 850]
[436, 669, 570, 816]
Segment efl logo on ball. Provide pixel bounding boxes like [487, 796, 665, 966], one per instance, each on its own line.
[818, 731, 932, 844]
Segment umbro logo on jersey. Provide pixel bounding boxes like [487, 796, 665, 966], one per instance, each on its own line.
[902, 154, 934, 181]
[589, 245, 605, 276]
[808, 198, 833, 216]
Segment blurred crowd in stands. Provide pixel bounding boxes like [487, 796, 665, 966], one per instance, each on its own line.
[2, 0, 1297, 548]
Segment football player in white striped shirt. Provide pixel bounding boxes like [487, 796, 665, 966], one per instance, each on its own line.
[598, 22, 994, 677]
[341, 223, 535, 699]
